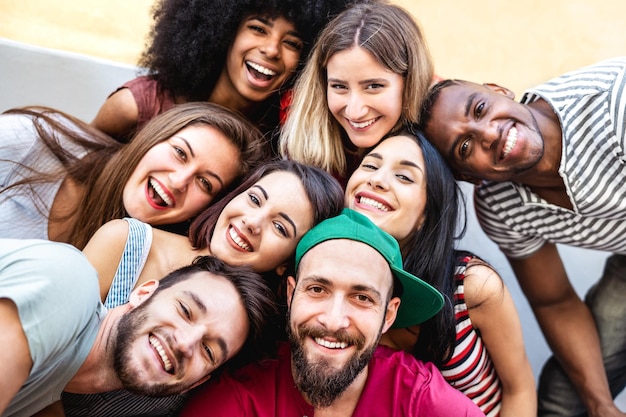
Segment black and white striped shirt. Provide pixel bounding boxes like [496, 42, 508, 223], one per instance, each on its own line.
[475, 57, 626, 259]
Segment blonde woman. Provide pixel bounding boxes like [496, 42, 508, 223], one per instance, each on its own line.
[279, 2, 433, 182]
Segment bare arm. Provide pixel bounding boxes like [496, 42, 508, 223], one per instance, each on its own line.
[82, 219, 130, 302]
[510, 242, 625, 417]
[90, 88, 139, 142]
[0, 298, 32, 414]
[464, 261, 536, 417]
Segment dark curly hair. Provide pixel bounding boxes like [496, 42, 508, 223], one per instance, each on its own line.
[139, 0, 370, 101]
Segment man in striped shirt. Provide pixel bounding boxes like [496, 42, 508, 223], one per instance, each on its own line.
[419, 57, 626, 417]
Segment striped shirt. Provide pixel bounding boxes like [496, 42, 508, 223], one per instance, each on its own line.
[475, 57, 626, 259]
[441, 252, 502, 416]
[103, 217, 152, 308]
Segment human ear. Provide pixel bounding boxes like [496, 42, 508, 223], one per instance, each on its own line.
[381, 297, 401, 333]
[483, 83, 515, 99]
[128, 280, 159, 307]
[286, 276, 297, 308]
[274, 263, 288, 277]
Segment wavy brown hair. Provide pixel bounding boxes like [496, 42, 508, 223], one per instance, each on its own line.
[2, 102, 267, 249]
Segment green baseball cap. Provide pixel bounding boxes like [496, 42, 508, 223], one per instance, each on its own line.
[295, 208, 444, 328]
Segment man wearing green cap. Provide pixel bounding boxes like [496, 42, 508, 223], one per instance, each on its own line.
[179, 209, 484, 416]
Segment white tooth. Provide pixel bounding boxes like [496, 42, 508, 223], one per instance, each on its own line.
[502, 126, 518, 159]
[359, 196, 389, 212]
[150, 335, 173, 372]
[315, 337, 348, 349]
[349, 118, 376, 129]
[150, 179, 173, 207]
[247, 61, 276, 76]
[229, 227, 251, 251]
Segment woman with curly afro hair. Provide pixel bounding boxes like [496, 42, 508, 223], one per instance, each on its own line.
[91, 0, 370, 154]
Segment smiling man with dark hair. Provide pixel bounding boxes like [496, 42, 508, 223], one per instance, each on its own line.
[420, 57, 626, 417]
[0, 239, 275, 417]
[180, 209, 484, 416]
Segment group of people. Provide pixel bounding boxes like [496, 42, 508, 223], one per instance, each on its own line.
[1, 0, 625, 416]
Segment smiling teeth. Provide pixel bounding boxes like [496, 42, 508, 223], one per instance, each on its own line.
[150, 179, 173, 207]
[315, 337, 348, 349]
[349, 119, 376, 129]
[150, 335, 173, 373]
[502, 126, 518, 159]
[247, 61, 276, 76]
[359, 196, 389, 211]
[229, 227, 252, 251]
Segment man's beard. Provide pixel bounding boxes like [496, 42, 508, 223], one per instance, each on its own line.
[113, 298, 189, 397]
[287, 316, 382, 408]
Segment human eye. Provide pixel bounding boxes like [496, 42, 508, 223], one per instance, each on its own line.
[354, 293, 374, 305]
[273, 221, 289, 238]
[248, 22, 267, 35]
[475, 102, 485, 118]
[360, 158, 378, 171]
[365, 82, 385, 90]
[173, 146, 187, 161]
[328, 81, 347, 91]
[283, 37, 303, 51]
[395, 172, 414, 183]
[179, 301, 191, 319]
[459, 138, 471, 159]
[198, 177, 214, 194]
[306, 285, 325, 296]
[247, 192, 261, 206]
[203, 343, 216, 364]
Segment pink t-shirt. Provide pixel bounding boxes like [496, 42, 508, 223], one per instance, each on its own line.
[180, 343, 484, 416]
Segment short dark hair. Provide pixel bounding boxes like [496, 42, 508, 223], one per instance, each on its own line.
[155, 255, 278, 367]
[418, 79, 460, 132]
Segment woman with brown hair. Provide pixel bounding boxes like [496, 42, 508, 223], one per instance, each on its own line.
[0, 102, 266, 248]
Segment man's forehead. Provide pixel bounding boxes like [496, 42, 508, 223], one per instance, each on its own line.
[299, 239, 392, 281]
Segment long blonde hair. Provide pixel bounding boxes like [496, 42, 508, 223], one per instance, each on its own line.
[279, 2, 433, 177]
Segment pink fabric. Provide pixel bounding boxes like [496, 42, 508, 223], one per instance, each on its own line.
[180, 343, 484, 416]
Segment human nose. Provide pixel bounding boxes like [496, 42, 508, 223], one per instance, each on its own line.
[344, 92, 367, 120]
[174, 324, 204, 359]
[169, 168, 194, 193]
[260, 35, 281, 59]
[318, 295, 350, 332]
[241, 213, 263, 235]
[477, 121, 500, 151]
[367, 168, 390, 191]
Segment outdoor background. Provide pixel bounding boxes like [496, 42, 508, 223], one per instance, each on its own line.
[1, 0, 626, 405]
[2, 0, 626, 97]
